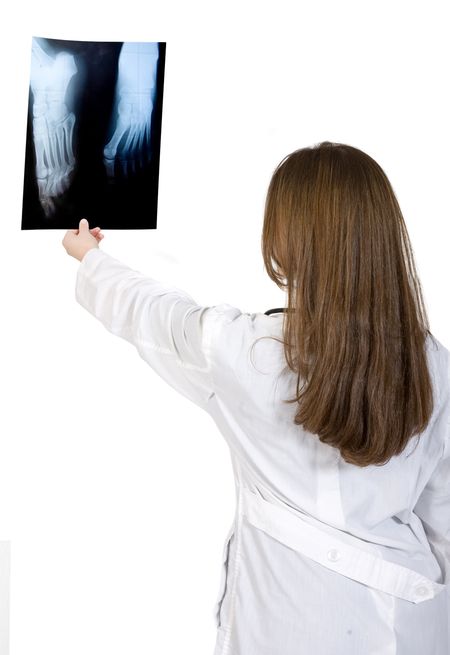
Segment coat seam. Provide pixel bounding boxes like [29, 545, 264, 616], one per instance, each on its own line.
[219, 466, 244, 655]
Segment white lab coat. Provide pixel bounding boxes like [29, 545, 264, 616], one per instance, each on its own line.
[75, 247, 450, 655]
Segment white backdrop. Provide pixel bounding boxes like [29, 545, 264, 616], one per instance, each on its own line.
[0, 1, 449, 653]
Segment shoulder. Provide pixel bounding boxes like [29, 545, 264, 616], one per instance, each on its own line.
[205, 304, 285, 376]
[207, 303, 284, 337]
[426, 333, 450, 388]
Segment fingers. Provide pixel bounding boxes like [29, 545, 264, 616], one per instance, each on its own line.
[90, 226, 104, 241]
[67, 227, 99, 237]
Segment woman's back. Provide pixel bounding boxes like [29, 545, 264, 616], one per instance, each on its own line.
[207, 306, 450, 654]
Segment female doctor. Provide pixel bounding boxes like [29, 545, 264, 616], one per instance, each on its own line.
[62, 141, 450, 655]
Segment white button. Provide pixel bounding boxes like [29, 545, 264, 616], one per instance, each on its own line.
[327, 548, 341, 562]
[415, 585, 429, 598]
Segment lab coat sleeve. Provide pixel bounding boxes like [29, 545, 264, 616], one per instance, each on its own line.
[74, 247, 239, 409]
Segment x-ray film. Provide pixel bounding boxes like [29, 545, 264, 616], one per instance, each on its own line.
[22, 37, 166, 229]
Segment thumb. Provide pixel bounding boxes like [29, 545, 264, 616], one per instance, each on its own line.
[79, 218, 89, 231]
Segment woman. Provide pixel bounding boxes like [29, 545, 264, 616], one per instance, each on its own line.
[62, 141, 450, 655]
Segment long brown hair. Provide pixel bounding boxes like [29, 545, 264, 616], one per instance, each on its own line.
[260, 141, 435, 467]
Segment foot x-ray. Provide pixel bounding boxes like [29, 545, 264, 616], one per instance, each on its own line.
[22, 37, 166, 229]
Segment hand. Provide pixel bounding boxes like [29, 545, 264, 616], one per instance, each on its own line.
[62, 218, 104, 262]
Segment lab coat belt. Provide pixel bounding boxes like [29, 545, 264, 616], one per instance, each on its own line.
[240, 485, 447, 604]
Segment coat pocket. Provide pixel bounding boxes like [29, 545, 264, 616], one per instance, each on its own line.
[212, 525, 234, 629]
